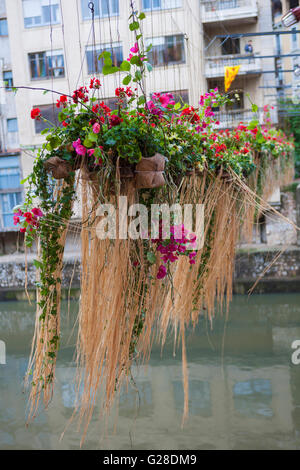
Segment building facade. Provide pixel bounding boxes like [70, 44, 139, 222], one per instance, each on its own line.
[3, 0, 277, 184]
[0, 0, 22, 246]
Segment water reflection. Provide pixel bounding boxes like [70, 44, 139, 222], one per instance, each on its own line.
[0, 294, 300, 449]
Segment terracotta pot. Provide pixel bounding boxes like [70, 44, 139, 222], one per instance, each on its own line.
[44, 157, 72, 180]
[135, 153, 166, 189]
[119, 166, 134, 178]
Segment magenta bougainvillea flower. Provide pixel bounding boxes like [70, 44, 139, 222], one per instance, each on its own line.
[72, 138, 87, 156]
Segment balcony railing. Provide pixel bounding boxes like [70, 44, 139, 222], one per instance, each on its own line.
[213, 108, 264, 129]
[201, 0, 258, 24]
[205, 54, 262, 78]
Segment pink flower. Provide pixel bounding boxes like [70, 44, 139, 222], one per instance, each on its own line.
[73, 138, 86, 156]
[93, 123, 100, 134]
[157, 265, 167, 280]
[130, 42, 139, 53]
[32, 207, 44, 217]
[76, 145, 86, 156]
[159, 93, 175, 108]
[146, 100, 163, 117]
[87, 149, 95, 157]
[13, 215, 20, 225]
[72, 138, 81, 149]
[127, 53, 133, 62]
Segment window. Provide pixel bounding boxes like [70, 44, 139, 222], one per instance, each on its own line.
[7, 119, 18, 133]
[81, 0, 119, 19]
[22, 0, 60, 28]
[272, 0, 282, 18]
[147, 35, 185, 67]
[0, 18, 8, 36]
[3, 71, 13, 90]
[33, 104, 60, 133]
[221, 37, 240, 55]
[226, 91, 244, 110]
[0, 156, 23, 228]
[169, 89, 189, 104]
[102, 97, 119, 110]
[142, 0, 182, 10]
[289, 0, 299, 8]
[86, 43, 123, 74]
[28, 50, 64, 79]
[156, 89, 189, 104]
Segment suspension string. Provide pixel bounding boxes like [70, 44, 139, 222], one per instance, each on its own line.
[49, 0, 55, 124]
[60, 0, 71, 95]
[88, 2, 98, 78]
[75, 0, 86, 89]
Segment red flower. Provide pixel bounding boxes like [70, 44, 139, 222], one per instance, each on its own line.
[72, 86, 88, 103]
[56, 95, 68, 108]
[109, 115, 122, 127]
[115, 86, 134, 98]
[31, 108, 41, 120]
[62, 120, 69, 127]
[89, 77, 101, 89]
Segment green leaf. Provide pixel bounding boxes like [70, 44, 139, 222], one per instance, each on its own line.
[43, 90, 49, 95]
[20, 176, 29, 185]
[98, 50, 112, 60]
[146, 44, 152, 52]
[94, 147, 102, 158]
[46, 136, 61, 149]
[138, 12, 146, 20]
[83, 137, 94, 148]
[147, 251, 156, 265]
[120, 60, 131, 72]
[134, 70, 142, 82]
[248, 119, 259, 129]
[174, 102, 181, 111]
[104, 57, 113, 67]
[146, 62, 152, 72]
[87, 132, 98, 143]
[33, 259, 43, 269]
[138, 95, 146, 105]
[123, 74, 132, 85]
[40, 128, 50, 134]
[252, 103, 258, 112]
[103, 65, 120, 75]
[105, 138, 117, 146]
[130, 55, 143, 66]
[129, 21, 139, 31]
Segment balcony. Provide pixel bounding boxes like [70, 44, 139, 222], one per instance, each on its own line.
[205, 54, 262, 79]
[213, 108, 264, 129]
[201, 0, 258, 25]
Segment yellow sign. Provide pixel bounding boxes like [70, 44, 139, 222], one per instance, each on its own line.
[224, 65, 240, 92]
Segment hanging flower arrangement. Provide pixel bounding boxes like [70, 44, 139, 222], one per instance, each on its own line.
[16, 9, 295, 443]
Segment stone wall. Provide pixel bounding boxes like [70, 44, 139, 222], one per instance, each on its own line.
[0, 247, 299, 300]
[0, 254, 81, 300]
[234, 246, 300, 294]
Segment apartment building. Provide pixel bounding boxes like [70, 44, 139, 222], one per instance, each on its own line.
[0, 0, 23, 248]
[3, 0, 276, 189]
[272, 0, 300, 104]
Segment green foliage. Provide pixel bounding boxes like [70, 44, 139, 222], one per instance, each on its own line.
[280, 99, 300, 177]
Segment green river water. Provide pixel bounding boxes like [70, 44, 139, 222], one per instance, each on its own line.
[0, 293, 300, 450]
